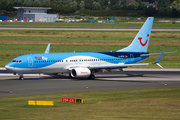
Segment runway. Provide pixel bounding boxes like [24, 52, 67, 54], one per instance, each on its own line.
[0, 68, 180, 97]
[1, 26, 180, 31]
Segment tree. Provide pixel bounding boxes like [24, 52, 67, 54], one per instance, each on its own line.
[145, 5, 157, 16]
[0, 0, 10, 10]
[85, 0, 94, 10]
[33, 0, 41, 6]
[127, 0, 139, 9]
[51, 0, 57, 4]
[172, 0, 180, 10]
[137, 2, 147, 10]
[157, 0, 168, 8]
[135, 0, 141, 4]
[110, 0, 119, 9]
[41, 0, 51, 6]
[80, 0, 85, 9]
[172, 8, 180, 17]
[92, 1, 101, 10]
[1, 0, 9, 6]
[121, 0, 127, 6]
[51, 0, 63, 4]
[13, 0, 23, 6]
[142, 0, 156, 3]
[62, 0, 73, 6]
[121, 0, 139, 9]
[70, 0, 77, 8]
[98, 0, 108, 10]
[24, 0, 33, 6]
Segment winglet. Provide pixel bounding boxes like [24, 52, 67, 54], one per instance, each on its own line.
[45, 43, 51, 53]
[153, 51, 165, 69]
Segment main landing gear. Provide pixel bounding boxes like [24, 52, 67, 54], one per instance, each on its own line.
[69, 73, 73, 78]
[88, 74, 95, 80]
[68, 73, 95, 80]
[19, 76, 24, 80]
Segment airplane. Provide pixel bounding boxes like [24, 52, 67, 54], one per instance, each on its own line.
[5, 17, 165, 80]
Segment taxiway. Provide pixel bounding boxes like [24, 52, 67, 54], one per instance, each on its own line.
[0, 68, 180, 97]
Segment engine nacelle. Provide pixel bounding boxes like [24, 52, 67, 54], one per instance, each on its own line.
[71, 68, 91, 78]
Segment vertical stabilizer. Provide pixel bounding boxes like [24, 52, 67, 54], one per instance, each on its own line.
[117, 17, 154, 52]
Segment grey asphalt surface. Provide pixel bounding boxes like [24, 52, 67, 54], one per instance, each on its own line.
[0, 69, 180, 97]
[1, 26, 180, 31]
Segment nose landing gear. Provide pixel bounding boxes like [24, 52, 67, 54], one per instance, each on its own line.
[18, 73, 24, 80]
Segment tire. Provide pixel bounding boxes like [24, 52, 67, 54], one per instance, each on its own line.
[88, 74, 95, 80]
[69, 73, 73, 78]
[19, 76, 24, 80]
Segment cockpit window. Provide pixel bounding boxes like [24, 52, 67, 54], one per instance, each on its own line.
[11, 60, 22, 63]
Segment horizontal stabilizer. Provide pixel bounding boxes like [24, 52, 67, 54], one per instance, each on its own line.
[140, 51, 176, 57]
[154, 51, 165, 64]
[151, 51, 165, 69]
[156, 63, 163, 69]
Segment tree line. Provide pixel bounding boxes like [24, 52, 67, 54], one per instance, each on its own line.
[0, 0, 180, 17]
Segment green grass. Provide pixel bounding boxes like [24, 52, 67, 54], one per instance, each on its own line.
[0, 88, 180, 120]
[0, 44, 179, 68]
[0, 21, 180, 28]
[0, 30, 134, 41]
[1, 30, 180, 42]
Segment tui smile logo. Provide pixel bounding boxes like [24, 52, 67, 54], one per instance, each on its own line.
[138, 34, 149, 46]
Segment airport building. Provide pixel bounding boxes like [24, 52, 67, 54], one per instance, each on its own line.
[13, 7, 58, 22]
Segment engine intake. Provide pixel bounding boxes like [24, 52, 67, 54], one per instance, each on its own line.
[71, 68, 91, 78]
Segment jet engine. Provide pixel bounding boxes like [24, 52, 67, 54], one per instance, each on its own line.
[71, 68, 91, 78]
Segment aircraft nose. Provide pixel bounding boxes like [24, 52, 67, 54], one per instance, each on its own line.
[5, 65, 11, 70]
[5, 63, 15, 72]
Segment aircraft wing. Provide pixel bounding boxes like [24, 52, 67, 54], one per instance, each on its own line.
[89, 63, 149, 69]
[66, 63, 150, 72]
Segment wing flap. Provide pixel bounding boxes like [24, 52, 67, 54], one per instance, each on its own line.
[89, 63, 149, 69]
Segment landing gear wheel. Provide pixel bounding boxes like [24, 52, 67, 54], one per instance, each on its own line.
[88, 74, 95, 80]
[19, 76, 24, 80]
[69, 73, 73, 78]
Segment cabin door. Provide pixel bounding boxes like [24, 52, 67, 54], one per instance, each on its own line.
[27, 57, 33, 67]
[130, 54, 134, 63]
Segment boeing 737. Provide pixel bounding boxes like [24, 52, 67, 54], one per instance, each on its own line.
[5, 17, 165, 80]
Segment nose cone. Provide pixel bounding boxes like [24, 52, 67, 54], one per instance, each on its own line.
[5, 65, 10, 70]
[5, 63, 15, 72]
